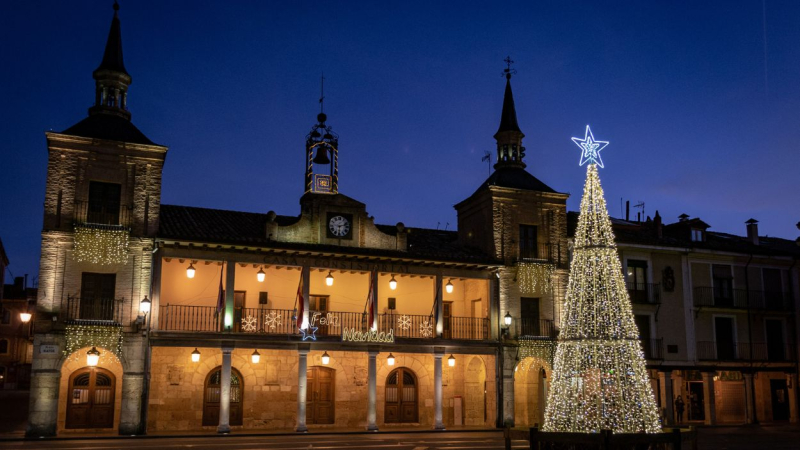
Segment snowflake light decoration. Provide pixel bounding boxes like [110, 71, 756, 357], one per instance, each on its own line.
[264, 311, 282, 331]
[397, 315, 412, 331]
[572, 125, 609, 168]
[420, 320, 433, 338]
[241, 315, 258, 332]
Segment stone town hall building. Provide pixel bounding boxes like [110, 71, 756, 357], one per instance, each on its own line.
[27, 5, 799, 436]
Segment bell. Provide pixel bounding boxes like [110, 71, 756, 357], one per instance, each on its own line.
[312, 146, 330, 164]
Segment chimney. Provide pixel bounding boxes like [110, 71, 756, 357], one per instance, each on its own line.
[745, 218, 759, 245]
[625, 201, 630, 221]
[678, 213, 689, 222]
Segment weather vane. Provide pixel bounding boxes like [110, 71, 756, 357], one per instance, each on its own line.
[319, 73, 325, 114]
[502, 56, 517, 79]
[571, 125, 609, 168]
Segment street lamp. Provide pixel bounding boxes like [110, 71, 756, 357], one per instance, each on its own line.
[504, 312, 512, 326]
[448, 354, 456, 367]
[257, 267, 266, 283]
[86, 347, 100, 367]
[191, 348, 201, 363]
[140, 296, 151, 315]
[19, 311, 32, 323]
[387, 353, 395, 366]
[326, 271, 334, 286]
[251, 350, 260, 364]
[321, 351, 330, 365]
[186, 263, 196, 279]
[445, 279, 454, 294]
[389, 275, 397, 290]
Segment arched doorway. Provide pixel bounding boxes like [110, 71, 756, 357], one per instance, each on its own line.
[465, 357, 487, 426]
[385, 367, 418, 423]
[514, 357, 550, 428]
[65, 367, 115, 429]
[202, 367, 243, 426]
[307, 366, 335, 424]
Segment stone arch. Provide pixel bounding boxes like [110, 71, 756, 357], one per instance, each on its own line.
[465, 356, 487, 426]
[376, 354, 432, 426]
[513, 356, 551, 428]
[57, 346, 124, 433]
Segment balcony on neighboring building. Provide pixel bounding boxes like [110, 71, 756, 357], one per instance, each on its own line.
[697, 341, 797, 362]
[693, 287, 794, 311]
[509, 318, 557, 339]
[74, 200, 132, 229]
[517, 243, 562, 266]
[61, 295, 123, 324]
[627, 282, 661, 305]
[640, 338, 664, 360]
[156, 305, 490, 341]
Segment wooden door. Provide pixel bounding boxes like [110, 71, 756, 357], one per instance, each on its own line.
[307, 366, 335, 424]
[202, 367, 243, 426]
[66, 367, 115, 429]
[385, 368, 418, 423]
[80, 273, 116, 321]
[442, 302, 453, 339]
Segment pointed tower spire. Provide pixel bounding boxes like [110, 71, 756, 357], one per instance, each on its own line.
[493, 57, 526, 169]
[89, 1, 132, 120]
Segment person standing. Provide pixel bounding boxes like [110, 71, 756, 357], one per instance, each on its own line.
[675, 395, 685, 423]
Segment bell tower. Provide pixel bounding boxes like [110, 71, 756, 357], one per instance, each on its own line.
[304, 77, 339, 194]
[89, 1, 131, 120]
[494, 57, 526, 169]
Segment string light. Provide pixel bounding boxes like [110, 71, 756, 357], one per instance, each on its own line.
[73, 226, 129, 265]
[543, 164, 660, 434]
[64, 324, 123, 363]
[518, 262, 554, 294]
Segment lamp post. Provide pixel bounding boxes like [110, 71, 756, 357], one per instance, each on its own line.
[502, 312, 513, 337]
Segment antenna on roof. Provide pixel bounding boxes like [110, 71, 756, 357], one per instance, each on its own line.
[634, 201, 645, 222]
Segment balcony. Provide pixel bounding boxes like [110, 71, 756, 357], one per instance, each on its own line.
[61, 296, 123, 323]
[518, 243, 562, 265]
[510, 318, 557, 339]
[157, 305, 490, 340]
[74, 200, 132, 228]
[640, 338, 664, 360]
[627, 282, 661, 304]
[697, 341, 796, 362]
[694, 287, 793, 311]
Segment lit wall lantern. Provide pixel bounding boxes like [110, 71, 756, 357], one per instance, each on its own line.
[186, 263, 196, 279]
[445, 279, 454, 294]
[140, 296, 151, 314]
[86, 347, 100, 367]
[191, 348, 201, 363]
[389, 275, 397, 290]
[387, 353, 395, 366]
[251, 350, 261, 364]
[504, 312, 512, 326]
[321, 351, 330, 365]
[326, 271, 334, 286]
[20, 312, 32, 323]
[257, 267, 266, 283]
[448, 354, 456, 367]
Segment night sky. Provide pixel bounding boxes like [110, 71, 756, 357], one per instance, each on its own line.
[2, 1, 799, 282]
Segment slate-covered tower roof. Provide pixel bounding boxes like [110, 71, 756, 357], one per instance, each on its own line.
[493, 68, 526, 170]
[59, 1, 157, 146]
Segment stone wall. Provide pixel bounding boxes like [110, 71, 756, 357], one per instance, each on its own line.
[147, 347, 496, 431]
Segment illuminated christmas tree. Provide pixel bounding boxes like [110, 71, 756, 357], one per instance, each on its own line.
[543, 127, 661, 433]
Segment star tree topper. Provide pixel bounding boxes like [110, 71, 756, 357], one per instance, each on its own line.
[572, 125, 609, 168]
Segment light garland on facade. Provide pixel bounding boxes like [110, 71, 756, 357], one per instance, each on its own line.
[519, 338, 556, 367]
[73, 226, 129, 265]
[543, 164, 660, 434]
[64, 324, 123, 364]
[517, 262, 554, 294]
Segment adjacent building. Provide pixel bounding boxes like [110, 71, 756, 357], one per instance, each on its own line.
[26, 4, 799, 436]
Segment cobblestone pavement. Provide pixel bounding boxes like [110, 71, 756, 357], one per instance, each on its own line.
[696, 425, 800, 450]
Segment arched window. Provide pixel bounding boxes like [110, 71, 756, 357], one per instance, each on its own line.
[385, 367, 418, 423]
[66, 367, 115, 429]
[202, 367, 243, 426]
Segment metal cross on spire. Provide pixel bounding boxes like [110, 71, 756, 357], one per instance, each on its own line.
[503, 56, 517, 79]
[319, 73, 325, 114]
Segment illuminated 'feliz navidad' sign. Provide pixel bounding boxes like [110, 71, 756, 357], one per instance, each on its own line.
[341, 328, 395, 343]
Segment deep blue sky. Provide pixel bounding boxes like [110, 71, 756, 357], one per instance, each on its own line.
[2, 1, 799, 282]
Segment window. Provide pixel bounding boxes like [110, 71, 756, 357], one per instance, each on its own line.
[626, 260, 649, 303]
[1, 308, 10, 324]
[712, 265, 733, 307]
[388, 298, 396, 310]
[80, 273, 117, 321]
[0, 339, 8, 354]
[691, 229, 704, 242]
[519, 225, 538, 259]
[87, 181, 122, 225]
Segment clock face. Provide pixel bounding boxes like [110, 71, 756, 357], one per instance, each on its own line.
[329, 215, 350, 237]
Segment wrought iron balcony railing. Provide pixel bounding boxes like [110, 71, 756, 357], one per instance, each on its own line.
[518, 243, 562, 265]
[627, 282, 661, 304]
[156, 305, 489, 340]
[640, 338, 664, 360]
[61, 296, 123, 323]
[693, 287, 793, 311]
[510, 318, 557, 339]
[74, 200, 132, 228]
[697, 341, 796, 362]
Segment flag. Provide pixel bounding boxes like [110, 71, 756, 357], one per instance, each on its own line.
[215, 263, 225, 316]
[367, 270, 377, 331]
[482, 151, 491, 162]
[296, 274, 307, 329]
[432, 283, 440, 330]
